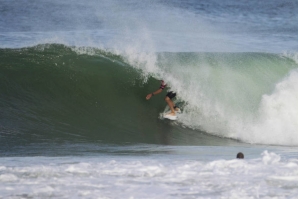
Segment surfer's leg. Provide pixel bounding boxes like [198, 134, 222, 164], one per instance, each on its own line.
[165, 96, 176, 115]
[165, 91, 177, 115]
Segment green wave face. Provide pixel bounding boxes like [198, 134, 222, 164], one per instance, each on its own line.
[1, 44, 297, 146]
[0, 44, 159, 144]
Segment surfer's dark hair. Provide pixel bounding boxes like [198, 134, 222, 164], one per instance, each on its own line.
[236, 152, 244, 159]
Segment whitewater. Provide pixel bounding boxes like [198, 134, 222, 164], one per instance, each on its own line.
[1, 0, 298, 198]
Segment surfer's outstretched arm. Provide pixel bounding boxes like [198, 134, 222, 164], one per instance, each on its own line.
[146, 88, 163, 100]
[146, 80, 167, 100]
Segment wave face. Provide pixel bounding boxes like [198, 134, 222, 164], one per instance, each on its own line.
[0, 44, 164, 145]
[0, 44, 298, 146]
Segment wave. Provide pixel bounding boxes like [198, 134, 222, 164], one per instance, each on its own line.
[0, 44, 298, 146]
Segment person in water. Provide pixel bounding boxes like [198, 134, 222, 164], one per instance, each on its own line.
[236, 152, 244, 159]
[146, 80, 180, 120]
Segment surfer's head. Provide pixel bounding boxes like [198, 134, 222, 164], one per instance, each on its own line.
[236, 152, 244, 159]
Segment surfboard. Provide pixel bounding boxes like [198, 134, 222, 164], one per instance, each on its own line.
[163, 113, 178, 120]
[161, 100, 184, 121]
[162, 108, 181, 120]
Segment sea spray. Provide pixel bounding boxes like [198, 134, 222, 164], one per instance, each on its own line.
[122, 51, 298, 145]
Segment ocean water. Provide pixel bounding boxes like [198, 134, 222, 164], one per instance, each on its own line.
[1, 0, 298, 198]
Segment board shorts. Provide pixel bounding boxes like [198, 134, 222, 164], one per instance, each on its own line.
[166, 91, 176, 99]
[160, 80, 176, 99]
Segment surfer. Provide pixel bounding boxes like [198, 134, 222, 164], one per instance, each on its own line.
[146, 80, 180, 120]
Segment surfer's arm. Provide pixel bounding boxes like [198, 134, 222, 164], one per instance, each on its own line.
[146, 88, 163, 100]
[146, 80, 166, 100]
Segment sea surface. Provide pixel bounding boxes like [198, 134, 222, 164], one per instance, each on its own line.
[1, 0, 298, 198]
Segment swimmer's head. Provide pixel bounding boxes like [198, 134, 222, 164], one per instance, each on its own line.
[236, 152, 244, 159]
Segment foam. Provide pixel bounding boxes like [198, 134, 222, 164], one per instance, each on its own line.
[0, 174, 18, 182]
[1, 150, 298, 198]
[248, 69, 298, 145]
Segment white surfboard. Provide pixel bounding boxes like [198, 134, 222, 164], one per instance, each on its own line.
[162, 108, 181, 120]
[163, 113, 178, 120]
